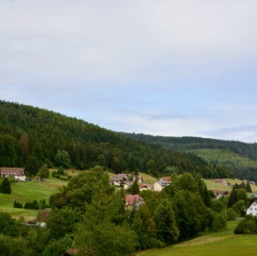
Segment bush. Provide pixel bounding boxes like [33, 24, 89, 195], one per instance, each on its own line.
[234, 215, 257, 234]
[210, 212, 227, 231]
[13, 201, 23, 209]
[226, 208, 239, 221]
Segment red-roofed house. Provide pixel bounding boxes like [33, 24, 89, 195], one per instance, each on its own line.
[125, 194, 144, 210]
[0, 167, 26, 181]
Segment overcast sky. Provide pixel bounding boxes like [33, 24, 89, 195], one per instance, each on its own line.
[1, 1, 257, 143]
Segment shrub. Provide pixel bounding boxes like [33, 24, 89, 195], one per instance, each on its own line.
[234, 215, 257, 234]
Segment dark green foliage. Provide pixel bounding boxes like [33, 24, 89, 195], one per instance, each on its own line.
[0, 212, 19, 237]
[50, 168, 114, 210]
[0, 234, 34, 256]
[0, 178, 11, 194]
[0, 134, 22, 167]
[172, 190, 209, 240]
[54, 150, 71, 168]
[13, 201, 23, 208]
[38, 163, 50, 179]
[130, 179, 140, 195]
[154, 199, 179, 245]
[246, 181, 252, 193]
[123, 133, 257, 180]
[234, 215, 257, 234]
[209, 211, 227, 231]
[131, 204, 159, 249]
[41, 235, 73, 256]
[211, 199, 226, 213]
[24, 200, 39, 210]
[52, 167, 70, 180]
[25, 155, 42, 176]
[46, 209, 80, 240]
[226, 208, 239, 221]
[0, 100, 220, 177]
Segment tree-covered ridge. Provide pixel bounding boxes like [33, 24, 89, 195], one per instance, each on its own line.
[122, 133, 257, 181]
[0, 100, 219, 178]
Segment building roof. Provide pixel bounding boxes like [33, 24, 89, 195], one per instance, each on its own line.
[0, 167, 25, 176]
[125, 194, 143, 205]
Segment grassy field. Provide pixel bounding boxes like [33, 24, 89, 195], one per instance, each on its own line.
[203, 178, 257, 193]
[191, 149, 257, 168]
[0, 177, 67, 219]
[137, 221, 257, 256]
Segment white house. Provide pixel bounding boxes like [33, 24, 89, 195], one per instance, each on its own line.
[0, 167, 26, 181]
[246, 200, 257, 216]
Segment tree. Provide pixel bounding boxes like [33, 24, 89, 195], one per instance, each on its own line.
[0, 212, 18, 236]
[46, 209, 80, 240]
[37, 164, 50, 180]
[131, 204, 158, 249]
[0, 178, 11, 194]
[130, 179, 140, 195]
[55, 150, 71, 168]
[246, 181, 252, 193]
[25, 155, 42, 176]
[154, 199, 179, 245]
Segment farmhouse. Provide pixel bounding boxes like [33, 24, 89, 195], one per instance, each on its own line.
[111, 173, 143, 187]
[212, 190, 230, 199]
[0, 167, 26, 181]
[246, 200, 257, 216]
[153, 176, 171, 191]
[125, 194, 144, 210]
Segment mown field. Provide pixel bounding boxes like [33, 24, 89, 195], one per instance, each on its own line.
[191, 148, 257, 167]
[137, 221, 257, 256]
[0, 175, 67, 219]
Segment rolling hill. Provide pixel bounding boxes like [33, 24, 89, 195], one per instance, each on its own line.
[0, 100, 219, 178]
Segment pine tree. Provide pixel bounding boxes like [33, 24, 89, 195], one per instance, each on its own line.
[0, 178, 11, 194]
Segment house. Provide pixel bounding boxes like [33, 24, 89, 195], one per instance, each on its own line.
[212, 190, 230, 199]
[246, 200, 257, 216]
[111, 173, 130, 186]
[37, 211, 50, 227]
[125, 194, 144, 209]
[0, 167, 26, 181]
[28, 211, 50, 227]
[139, 183, 152, 191]
[153, 176, 171, 191]
[111, 173, 143, 187]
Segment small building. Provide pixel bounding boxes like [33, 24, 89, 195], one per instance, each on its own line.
[125, 194, 144, 210]
[0, 167, 26, 181]
[212, 190, 230, 199]
[153, 176, 171, 191]
[246, 200, 257, 216]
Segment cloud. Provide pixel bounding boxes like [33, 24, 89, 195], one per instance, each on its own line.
[1, 1, 257, 142]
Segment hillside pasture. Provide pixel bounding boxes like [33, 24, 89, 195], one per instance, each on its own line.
[137, 221, 257, 256]
[0, 178, 66, 218]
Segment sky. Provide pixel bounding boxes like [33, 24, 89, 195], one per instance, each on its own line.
[1, 0, 257, 143]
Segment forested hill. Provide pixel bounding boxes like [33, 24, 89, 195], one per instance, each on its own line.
[121, 133, 257, 160]
[0, 100, 220, 178]
[122, 133, 257, 181]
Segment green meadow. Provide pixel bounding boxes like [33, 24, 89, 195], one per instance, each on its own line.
[137, 221, 257, 256]
[0, 177, 67, 219]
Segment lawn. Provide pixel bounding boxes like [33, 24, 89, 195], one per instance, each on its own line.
[137, 221, 257, 256]
[0, 177, 67, 219]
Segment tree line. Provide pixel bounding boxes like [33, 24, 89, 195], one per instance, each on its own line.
[0, 168, 231, 256]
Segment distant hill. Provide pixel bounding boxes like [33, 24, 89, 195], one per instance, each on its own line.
[122, 133, 257, 181]
[0, 100, 220, 178]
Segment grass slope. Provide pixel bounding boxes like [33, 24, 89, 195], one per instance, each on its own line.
[0, 177, 66, 218]
[191, 149, 257, 167]
[137, 221, 257, 256]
